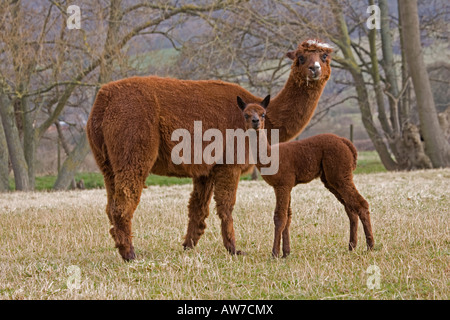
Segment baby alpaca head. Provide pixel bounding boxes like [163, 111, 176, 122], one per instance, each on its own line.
[237, 95, 270, 131]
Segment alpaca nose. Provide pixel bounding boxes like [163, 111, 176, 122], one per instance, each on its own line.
[309, 62, 321, 77]
[252, 118, 260, 128]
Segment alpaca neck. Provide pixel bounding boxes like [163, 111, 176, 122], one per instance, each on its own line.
[254, 129, 273, 171]
[266, 72, 327, 143]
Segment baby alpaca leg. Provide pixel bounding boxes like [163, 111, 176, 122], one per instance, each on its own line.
[321, 175, 360, 251]
[281, 198, 292, 258]
[322, 174, 374, 251]
[356, 196, 374, 250]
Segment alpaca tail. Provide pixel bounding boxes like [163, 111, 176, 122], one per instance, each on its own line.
[341, 137, 358, 171]
[86, 87, 111, 167]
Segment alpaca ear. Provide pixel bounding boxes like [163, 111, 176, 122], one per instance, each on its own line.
[237, 96, 246, 111]
[286, 51, 296, 60]
[261, 95, 270, 109]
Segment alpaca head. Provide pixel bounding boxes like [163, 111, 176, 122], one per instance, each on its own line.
[237, 95, 270, 131]
[286, 39, 333, 83]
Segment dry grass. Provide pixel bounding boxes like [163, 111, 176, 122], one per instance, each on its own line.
[0, 169, 449, 300]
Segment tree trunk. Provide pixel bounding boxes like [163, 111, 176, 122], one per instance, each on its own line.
[375, 0, 431, 170]
[330, 2, 398, 170]
[22, 97, 36, 189]
[368, 0, 392, 137]
[53, 0, 123, 190]
[0, 115, 10, 191]
[0, 94, 30, 191]
[379, 0, 401, 132]
[53, 132, 90, 190]
[351, 69, 398, 170]
[398, 0, 450, 167]
[398, 9, 411, 127]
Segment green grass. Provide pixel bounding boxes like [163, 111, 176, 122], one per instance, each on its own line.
[30, 172, 255, 190]
[129, 48, 179, 70]
[8, 173, 193, 191]
[354, 151, 387, 175]
[144, 175, 192, 187]
[11, 151, 386, 191]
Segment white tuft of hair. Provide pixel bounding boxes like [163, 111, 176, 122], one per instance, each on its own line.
[306, 39, 333, 49]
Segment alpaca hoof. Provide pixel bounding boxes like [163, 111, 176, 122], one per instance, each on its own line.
[182, 241, 195, 251]
[182, 238, 196, 251]
[119, 245, 136, 262]
[348, 243, 357, 251]
[228, 247, 246, 256]
[282, 252, 290, 258]
[122, 251, 136, 262]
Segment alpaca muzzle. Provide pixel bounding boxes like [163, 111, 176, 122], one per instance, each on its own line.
[309, 61, 322, 80]
[252, 117, 260, 130]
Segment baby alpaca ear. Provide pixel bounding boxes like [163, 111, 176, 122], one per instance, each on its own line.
[261, 95, 270, 109]
[286, 51, 296, 60]
[237, 96, 247, 111]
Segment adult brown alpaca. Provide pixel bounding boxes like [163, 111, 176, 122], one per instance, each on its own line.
[237, 95, 374, 258]
[86, 39, 333, 261]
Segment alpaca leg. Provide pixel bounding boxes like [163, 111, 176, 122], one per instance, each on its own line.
[321, 175, 359, 250]
[106, 141, 158, 261]
[212, 166, 242, 255]
[92, 148, 115, 226]
[272, 187, 291, 258]
[354, 196, 374, 250]
[183, 175, 214, 250]
[103, 165, 116, 231]
[281, 199, 293, 258]
[90, 146, 117, 242]
[110, 169, 149, 261]
[321, 175, 374, 250]
[345, 206, 359, 251]
[339, 185, 374, 250]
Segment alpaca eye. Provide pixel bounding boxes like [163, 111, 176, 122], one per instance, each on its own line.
[244, 114, 249, 119]
[261, 113, 265, 118]
[298, 55, 305, 64]
[321, 54, 328, 61]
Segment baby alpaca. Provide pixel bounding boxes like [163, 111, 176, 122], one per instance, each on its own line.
[237, 95, 375, 257]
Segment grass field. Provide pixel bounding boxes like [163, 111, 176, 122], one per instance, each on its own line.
[24, 151, 386, 191]
[0, 168, 448, 300]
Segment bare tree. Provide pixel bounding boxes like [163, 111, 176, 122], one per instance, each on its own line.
[398, 0, 450, 167]
[172, 0, 449, 170]
[0, 118, 8, 191]
[1, 0, 448, 192]
[0, 0, 237, 191]
[0, 0, 94, 190]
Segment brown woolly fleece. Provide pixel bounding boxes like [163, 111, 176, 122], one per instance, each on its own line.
[86, 39, 333, 261]
[238, 96, 375, 258]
